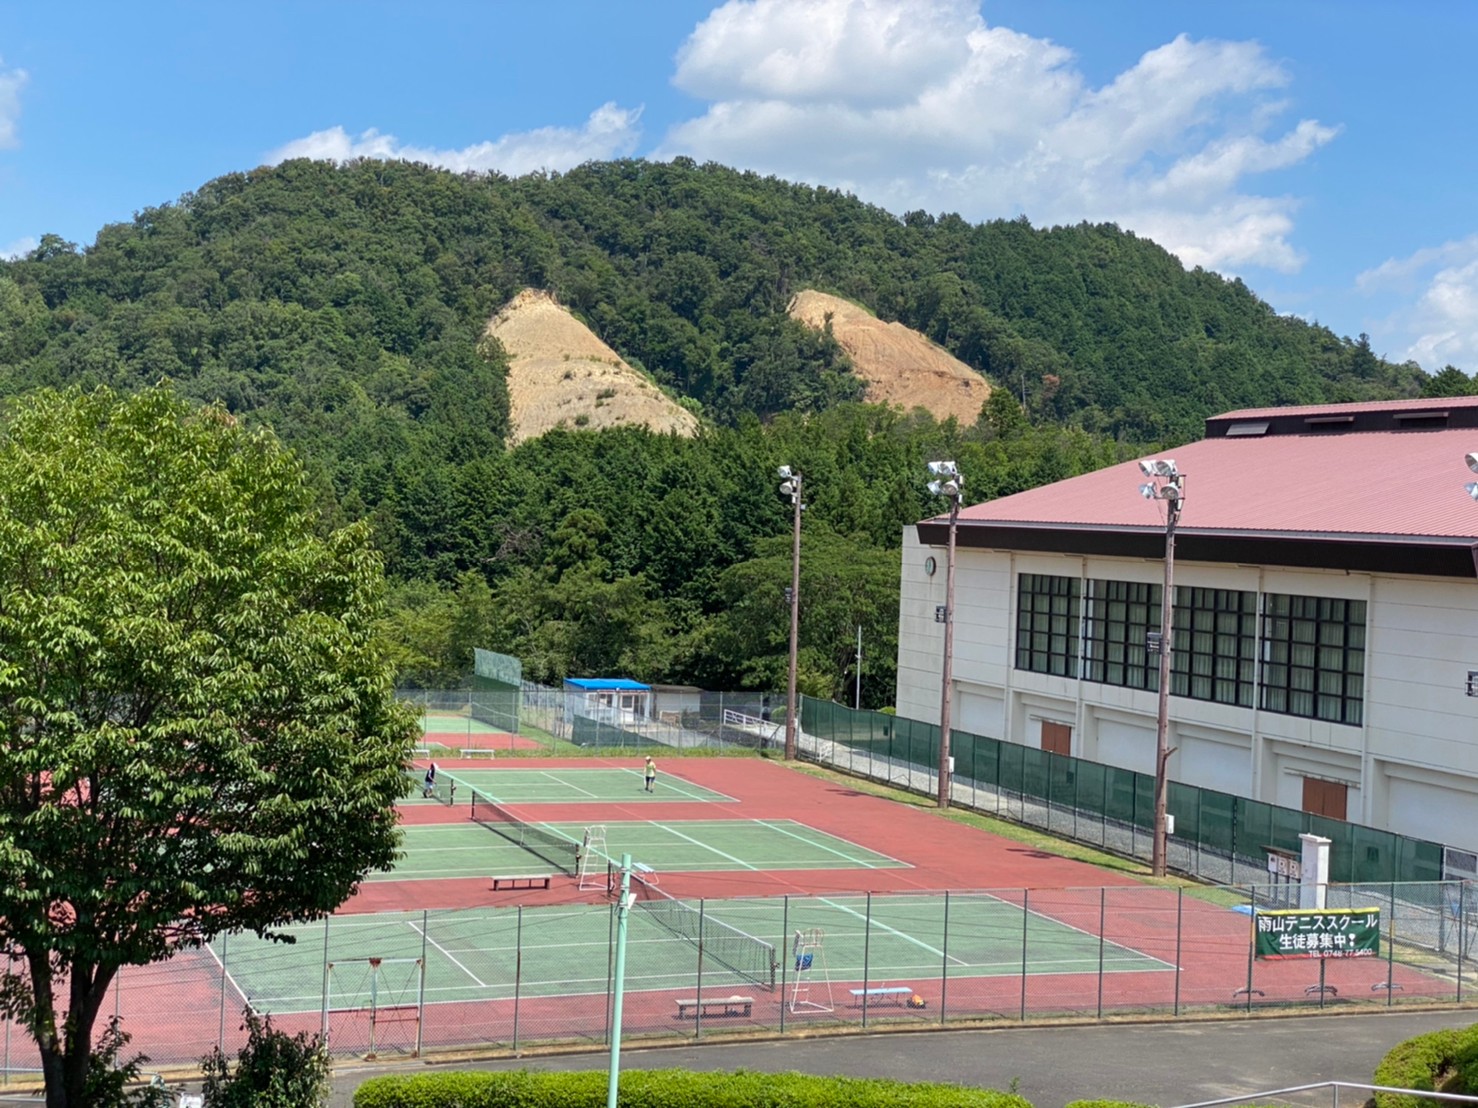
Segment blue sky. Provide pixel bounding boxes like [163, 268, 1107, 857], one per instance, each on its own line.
[2, 0, 1475, 373]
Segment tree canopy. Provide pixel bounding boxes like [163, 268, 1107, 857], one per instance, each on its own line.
[0, 156, 1445, 706]
[0, 385, 416, 1108]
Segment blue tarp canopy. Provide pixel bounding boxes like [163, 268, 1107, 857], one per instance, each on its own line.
[564, 678, 651, 691]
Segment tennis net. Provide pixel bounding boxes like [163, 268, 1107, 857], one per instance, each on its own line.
[470, 789, 582, 875]
[634, 882, 777, 990]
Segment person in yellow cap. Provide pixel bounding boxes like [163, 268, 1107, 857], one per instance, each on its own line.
[644, 755, 657, 792]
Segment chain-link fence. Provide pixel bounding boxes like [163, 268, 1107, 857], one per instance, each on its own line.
[2, 880, 1470, 1076]
[402, 684, 784, 753]
[798, 697, 1450, 886]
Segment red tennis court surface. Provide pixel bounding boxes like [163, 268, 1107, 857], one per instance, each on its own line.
[18, 755, 1462, 1075]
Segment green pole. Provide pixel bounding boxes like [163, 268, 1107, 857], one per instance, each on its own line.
[607, 853, 634, 1108]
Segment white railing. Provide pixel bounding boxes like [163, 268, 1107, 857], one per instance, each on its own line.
[1177, 1082, 1478, 1108]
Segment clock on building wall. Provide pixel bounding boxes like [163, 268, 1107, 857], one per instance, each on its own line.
[924, 556, 937, 576]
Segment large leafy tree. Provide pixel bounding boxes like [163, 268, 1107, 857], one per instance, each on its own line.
[0, 385, 417, 1108]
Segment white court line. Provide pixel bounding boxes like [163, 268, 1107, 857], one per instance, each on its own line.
[408, 918, 489, 988]
[203, 938, 253, 1011]
[753, 819, 894, 868]
[651, 821, 758, 869]
[816, 896, 966, 965]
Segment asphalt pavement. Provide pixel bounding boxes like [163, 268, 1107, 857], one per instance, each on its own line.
[323, 1008, 1476, 1108]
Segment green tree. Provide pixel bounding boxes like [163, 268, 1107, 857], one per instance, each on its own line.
[1422, 364, 1477, 397]
[0, 385, 416, 1108]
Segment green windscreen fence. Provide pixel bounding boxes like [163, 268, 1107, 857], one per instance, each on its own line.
[471, 649, 521, 733]
[570, 715, 663, 749]
[800, 695, 1444, 885]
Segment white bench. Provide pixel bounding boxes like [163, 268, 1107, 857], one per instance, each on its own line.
[459, 748, 495, 759]
[634, 862, 658, 886]
[849, 986, 912, 1007]
[675, 994, 754, 1018]
[490, 874, 554, 891]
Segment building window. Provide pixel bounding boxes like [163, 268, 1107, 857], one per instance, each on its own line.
[1172, 587, 1257, 707]
[1083, 579, 1160, 690]
[1260, 594, 1366, 725]
[1016, 573, 1080, 677]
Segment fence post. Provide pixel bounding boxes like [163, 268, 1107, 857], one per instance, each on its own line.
[861, 892, 873, 1028]
[778, 897, 789, 1035]
[417, 911, 428, 1057]
[1244, 886, 1256, 1011]
[320, 916, 331, 1047]
[218, 930, 228, 1054]
[1387, 881, 1396, 1005]
[1459, 882, 1467, 1004]
[1096, 887, 1106, 1019]
[940, 891, 950, 1025]
[1019, 888, 1029, 1021]
[1174, 888, 1183, 1016]
[695, 900, 707, 1040]
[605, 899, 615, 1046]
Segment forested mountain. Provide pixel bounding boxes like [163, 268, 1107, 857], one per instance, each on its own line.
[0, 158, 1433, 706]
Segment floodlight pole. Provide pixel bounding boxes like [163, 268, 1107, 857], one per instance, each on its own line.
[606, 853, 634, 1108]
[1151, 477, 1184, 879]
[780, 468, 804, 761]
[938, 492, 961, 809]
[927, 461, 964, 810]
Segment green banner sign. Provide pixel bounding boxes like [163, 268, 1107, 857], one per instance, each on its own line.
[1253, 907, 1380, 959]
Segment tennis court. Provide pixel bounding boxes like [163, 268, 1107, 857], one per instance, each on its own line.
[410, 766, 737, 805]
[211, 889, 1172, 1017]
[375, 817, 909, 882]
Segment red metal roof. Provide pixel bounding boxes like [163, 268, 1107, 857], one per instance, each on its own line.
[947, 423, 1478, 540]
[1216, 396, 1478, 422]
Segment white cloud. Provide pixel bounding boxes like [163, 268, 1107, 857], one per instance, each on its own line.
[658, 1, 1337, 273]
[266, 102, 643, 177]
[1359, 238, 1478, 370]
[0, 235, 37, 260]
[0, 56, 28, 149]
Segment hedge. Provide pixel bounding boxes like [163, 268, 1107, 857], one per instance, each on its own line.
[353, 1068, 1033, 1108]
[1373, 1022, 1478, 1108]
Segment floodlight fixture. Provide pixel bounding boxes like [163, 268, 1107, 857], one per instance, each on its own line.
[777, 465, 793, 479]
[1467, 482, 1478, 502]
[927, 460, 960, 478]
[1466, 453, 1478, 475]
[1139, 458, 1178, 478]
[1140, 483, 1156, 500]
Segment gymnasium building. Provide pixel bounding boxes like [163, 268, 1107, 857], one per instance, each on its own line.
[898, 397, 1478, 858]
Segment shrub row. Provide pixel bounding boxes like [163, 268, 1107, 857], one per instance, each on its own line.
[1374, 1022, 1478, 1108]
[353, 1068, 1032, 1108]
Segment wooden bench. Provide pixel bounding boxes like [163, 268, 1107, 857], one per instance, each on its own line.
[675, 995, 754, 1019]
[490, 874, 554, 891]
[849, 986, 913, 1007]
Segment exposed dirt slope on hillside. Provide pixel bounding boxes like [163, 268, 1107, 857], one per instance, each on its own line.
[788, 290, 989, 425]
[488, 289, 700, 445]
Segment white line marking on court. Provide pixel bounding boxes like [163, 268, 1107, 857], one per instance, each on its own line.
[752, 820, 889, 868]
[816, 896, 967, 965]
[1009, 898, 1179, 972]
[651, 821, 758, 869]
[524, 770, 597, 799]
[202, 941, 253, 1009]
[407, 919, 489, 988]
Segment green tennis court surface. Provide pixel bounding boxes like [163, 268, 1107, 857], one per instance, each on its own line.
[375, 818, 908, 882]
[214, 892, 1171, 1016]
[407, 767, 736, 805]
[421, 713, 505, 735]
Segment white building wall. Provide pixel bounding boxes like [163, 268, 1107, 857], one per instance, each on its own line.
[896, 527, 1478, 853]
